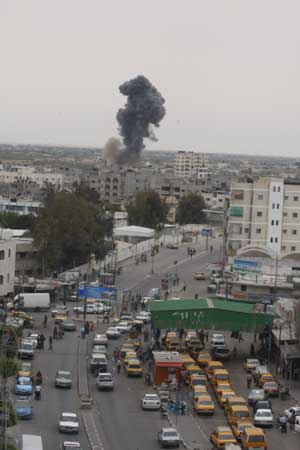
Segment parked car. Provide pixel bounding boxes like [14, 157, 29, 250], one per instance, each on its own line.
[247, 389, 265, 406]
[58, 412, 79, 434]
[254, 408, 273, 427]
[166, 244, 178, 250]
[27, 333, 39, 348]
[193, 272, 207, 280]
[96, 373, 114, 390]
[158, 427, 180, 447]
[15, 396, 33, 419]
[141, 394, 161, 410]
[15, 377, 33, 395]
[55, 370, 72, 388]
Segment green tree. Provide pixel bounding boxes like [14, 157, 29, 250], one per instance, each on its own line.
[0, 212, 35, 230]
[176, 193, 206, 225]
[32, 191, 113, 272]
[126, 191, 168, 229]
[73, 181, 101, 204]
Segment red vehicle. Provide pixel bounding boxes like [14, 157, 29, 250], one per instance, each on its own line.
[263, 381, 279, 397]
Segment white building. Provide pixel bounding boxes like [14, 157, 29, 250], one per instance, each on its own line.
[0, 166, 63, 188]
[228, 177, 300, 258]
[174, 151, 209, 179]
[0, 230, 16, 297]
[0, 198, 41, 215]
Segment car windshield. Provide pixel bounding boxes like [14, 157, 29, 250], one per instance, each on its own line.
[265, 383, 277, 388]
[164, 431, 178, 437]
[219, 433, 234, 440]
[235, 412, 249, 418]
[18, 379, 31, 385]
[248, 436, 265, 443]
[129, 364, 140, 369]
[216, 374, 229, 380]
[16, 399, 30, 407]
[22, 344, 33, 351]
[58, 371, 71, 377]
[256, 411, 272, 417]
[100, 375, 112, 381]
[20, 364, 31, 371]
[145, 395, 158, 400]
[199, 400, 211, 405]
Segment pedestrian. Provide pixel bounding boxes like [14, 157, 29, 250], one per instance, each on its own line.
[279, 414, 287, 433]
[194, 293, 198, 299]
[247, 373, 252, 389]
[205, 331, 209, 342]
[81, 325, 85, 338]
[183, 283, 186, 293]
[103, 312, 109, 323]
[289, 411, 296, 431]
[53, 326, 58, 339]
[48, 336, 53, 351]
[43, 314, 48, 328]
[117, 359, 121, 373]
[210, 245, 213, 253]
[199, 329, 205, 345]
[250, 343, 255, 356]
[40, 334, 45, 350]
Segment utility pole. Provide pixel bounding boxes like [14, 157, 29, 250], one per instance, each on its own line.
[273, 254, 279, 304]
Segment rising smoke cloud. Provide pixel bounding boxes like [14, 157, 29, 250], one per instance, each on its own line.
[104, 75, 166, 165]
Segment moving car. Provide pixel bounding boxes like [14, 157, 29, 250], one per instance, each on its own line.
[210, 426, 237, 449]
[253, 409, 273, 428]
[217, 389, 236, 408]
[27, 333, 39, 348]
[197, 350, 212, 369]
[205, 361, 224, 377]
[158, 427, 180, 447]
[18, 340, 34, 359]
[212, 346, 231, 360]
[135, 312, 151, 323]
[166, 244, 178, 250]
[63, 320, 76, 331]
[106, 327, 121, 339]
[225, 397, 247, 414]
[59, 413, 79, 434]
[141, 393, 161, 410]
[193, 394, 215, 415]
[211, 369, 231, 386]
[60, 443, 82, 450]
[55, 370, 72, 388]
[193, 272, 207, 280]
[258, 372, 274, 387]
[263, 381, 279, 397]
[15, 377, 33, 395]
[211, 334, 225, 348]
[190, 374, 207, 389]
[247, 389, 265, 406]
[96, 373, 114, 390]
[231, 421, 254, 441]
[243, 359, 260, 372]
[253, 400, 272, 413]
[15, 396, 33, 419]
[240, 427, 267, 450]
[115, 321, 131, 333]
[92, 345, 107, 355]
[93, 334, 108, 346]
[227, 405, 251, 427]
[51, 305, 69, 317]
[90, 353, 107, 374]
[125, 359, 143, 377]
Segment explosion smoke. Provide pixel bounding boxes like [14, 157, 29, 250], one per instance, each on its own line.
[104, 75, 166, 164]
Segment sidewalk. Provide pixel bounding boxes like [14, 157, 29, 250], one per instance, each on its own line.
[167, 410, 211, 450]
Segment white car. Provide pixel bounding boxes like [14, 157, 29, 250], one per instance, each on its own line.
[254, 409, 273, 428]
[116, 321, 131, 333]
[120, 314, 134, 322]
[93, 334, 108, 346]
[27, 333, 39, 348]
[211, 334, 225, 348]
[136, 312, 151, 323]
[158, 428, 180, 447]
[284, 406, 300, 419]
[141, 394, 161, 410]
[92, 344, 107, 355]
[106, 327, 120, 339]
[61, 443, 82, 450]
[51, 305, 69, 317]
[96, 373, 114, 390]
[59, 412, 79, 434]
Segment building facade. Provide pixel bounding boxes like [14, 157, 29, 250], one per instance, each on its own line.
[0, 234, 16, 297]
[228, 177, 300, 257]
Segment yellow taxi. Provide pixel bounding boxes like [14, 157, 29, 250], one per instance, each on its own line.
[124, 351, 137, 367]
[227, 405, 251, 427]
[210, 426, 237, 449]
[193, 385, 208, 401]
[193, 394, 215, 415]
[241, 427, 267, 449]
[216, 389, 236, 407]
[125, 359, 143, 377]
[258, 372, 274, 387]
[224, 396, 247, 414]
[232, 421, 254, 441]
[211, 369, 231, 386]
[213, 381, 232, 396]
[197, 350, 212, 369]
[54, 314, 66, 325]
[182, 355, 196, 369]
[120, 344, 135, 358]
[190, 374, 207, 390]
[243, 358, 260, 372]
[185, 365, 201, 385]
[18, 362, 32, 378]
[205, 360, 224, 377]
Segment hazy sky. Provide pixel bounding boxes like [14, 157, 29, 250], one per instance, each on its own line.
[1, 0, 300, 156]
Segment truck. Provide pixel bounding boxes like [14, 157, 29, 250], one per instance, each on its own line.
[14, 293, 50, 311]
[22, 434, 43, 450]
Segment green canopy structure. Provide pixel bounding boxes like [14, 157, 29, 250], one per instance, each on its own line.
[149, 298, 274, 332]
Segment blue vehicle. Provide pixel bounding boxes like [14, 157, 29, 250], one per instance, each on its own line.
[15, 377, 33, 395]
[15, 396, 32, 419]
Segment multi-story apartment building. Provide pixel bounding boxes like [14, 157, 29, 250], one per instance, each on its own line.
[0, 166, 63, 188]
[228, 177, 300, 257]
[0, 230, 16, 297]
[174, 151, 209, 179]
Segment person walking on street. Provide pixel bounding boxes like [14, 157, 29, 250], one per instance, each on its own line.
[183, 283, 186, 293]
[247, 373, 252, 389]
[40, 334, 45, 350]
[43, 314, 48, 328]
[48, 336, 53, 351]
[117, 359, 121, 373]
[289, 411, 296, 431]
[81, 325, 85, 339]
[279, 414, 287, 433]
[53, 326, 58, 340]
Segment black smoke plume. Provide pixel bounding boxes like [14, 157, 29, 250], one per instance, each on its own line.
[104, 75, 166, 164]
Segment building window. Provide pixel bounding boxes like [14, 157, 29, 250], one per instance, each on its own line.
[283, 229, 287, 234]
[244, 228, 249, 233]
[282, 246, 286, 251]
[232, 190, 244, 200]
[294, 196, 299, 201]
[284, 212, 288, 217]
[257, 211, 262, 217]
[241, 285, 247, 292]
[284, 195, 289, 200]
[256, 228, 262, 234]
[270, 237, 273, 243]
[271, 220, 274, 226]
[276, 220, 279, 225]
[292, 230, 297, 235]
[291, 246, 296, 251]
[0, 275, 3, 285]
[273, 186, 276, 192]
[0, 251, 5, 260]
[258, 194, 264, 200]
[277, 203, 280, 209]
[8, 249, 11, 258]
[293, 212, 298, 218]
[275, 237, 278, 243]
[277, 186, 281, 192]
[272, 203, 275, 209]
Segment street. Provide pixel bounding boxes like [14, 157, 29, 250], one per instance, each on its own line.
[14, 240, 299, 450]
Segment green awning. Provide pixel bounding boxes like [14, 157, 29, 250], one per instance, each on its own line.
[230, 206, 243, 217]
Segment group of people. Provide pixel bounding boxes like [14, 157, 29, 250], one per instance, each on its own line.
[278, 412, 296, 433]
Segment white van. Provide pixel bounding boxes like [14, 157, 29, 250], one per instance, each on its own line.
[22, 434, 43, 450]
